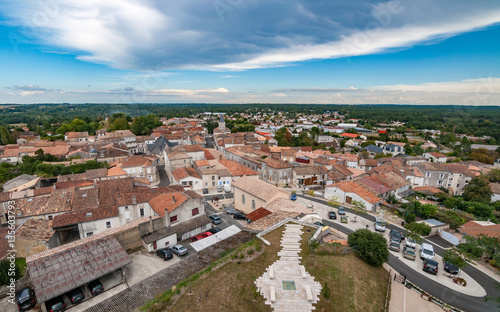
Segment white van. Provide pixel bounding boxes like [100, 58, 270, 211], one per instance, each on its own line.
[224, 183, 231, 193]
[420, 243, 434, 260]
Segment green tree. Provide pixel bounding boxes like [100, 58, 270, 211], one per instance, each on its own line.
[350, 200, 367, 222]
[130, 115, 162, 135]
[404, 222, 431, 236]
[463, 175, 493, 204]
[0, 259, 21, 285]
[109, 117, 130, 131]
[443, 247, 471, 276]
[327, 196, 341, 209]
[416, 203, 437, 219]
[0, 127, 14, 145]
[487, 169, 500, 183]
[347, 229, 389, 267]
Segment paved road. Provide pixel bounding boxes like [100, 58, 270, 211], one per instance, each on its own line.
[300, 194, 498, 312]
[157, 165, 170, 186]
[205, 134, 214, 148]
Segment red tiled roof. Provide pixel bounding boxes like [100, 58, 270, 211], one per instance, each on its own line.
[219, 159, 259, 176]
[326, 181, 382, 204]
[340, 133, 359, 138]
[148, 193, 188, 216]
[172, 167, 201, 180]
[461, 221, 500, 239]
[245, 207, 272, 222]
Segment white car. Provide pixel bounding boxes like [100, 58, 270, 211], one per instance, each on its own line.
[420, 243, 434, 260]
[405, 238, 417, 248]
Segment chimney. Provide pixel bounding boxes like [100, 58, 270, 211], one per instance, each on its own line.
[172, 195, 176, 203]
[132, 196, 137, 205]
[149, 216, 153, 234]
[220, 155, 222, 160]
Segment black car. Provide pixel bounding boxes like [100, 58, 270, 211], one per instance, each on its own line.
[233, 213, 247, 220]
[389, 229, 403, 242]
[66, 287, 84, 305]
[16, 288, 36, 311]
[208, 227, 222, 234]
[208, 214, 221, 225]
[87, 279, 104, 296]
[328, 211, 337, 220]
[444, 262, 459, 275]
[45, 296, 66, 312]
[423, 259, 439, 275]
[202, 188, 209, 194]
[156, 248, 174, 261]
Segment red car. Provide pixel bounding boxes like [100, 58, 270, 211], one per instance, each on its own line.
[191, 234, 205, 242]
[202, 231, 213, 237]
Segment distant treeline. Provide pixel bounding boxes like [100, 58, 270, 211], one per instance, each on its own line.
[0, 104, 499, 142]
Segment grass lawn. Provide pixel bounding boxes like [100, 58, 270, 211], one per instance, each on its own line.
[147, 224, 389, 312]
[16, 258, 27, 277]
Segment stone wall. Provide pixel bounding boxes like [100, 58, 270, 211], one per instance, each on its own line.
[113, 226, 143, 253]
[84, 231, 254, 312]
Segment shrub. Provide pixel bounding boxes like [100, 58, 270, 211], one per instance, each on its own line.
[321, 282, 331, 300]
[247, 249, 255, 256]
[405, 222, 431, 236]
[347, 229, 389, 267]
[404, 212, 416, 224]
[239, 253, 244, 259]
[457, 243, 483, 259]
[255, 243, 262, 252]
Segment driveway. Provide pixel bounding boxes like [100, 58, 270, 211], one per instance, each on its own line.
[299, 194, 499, 312]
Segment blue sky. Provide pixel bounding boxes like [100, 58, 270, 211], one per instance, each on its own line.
[0, 0, 499, 104]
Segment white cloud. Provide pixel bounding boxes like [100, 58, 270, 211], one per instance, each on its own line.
[270, 93, 287, 97]
[372, 77, 500, 93]
[2, 1, 500, 70]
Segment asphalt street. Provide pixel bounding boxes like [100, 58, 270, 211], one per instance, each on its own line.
[301, 194, 498, 312]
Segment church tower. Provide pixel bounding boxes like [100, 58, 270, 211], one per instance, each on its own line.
[218, 114, 225, 129]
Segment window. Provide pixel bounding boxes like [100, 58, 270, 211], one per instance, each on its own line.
[140, 208, 145, 217]
[252, 200, 255, 210]
[212, 176, 215, 180]
[48, 215, 53, 220]
[457, 184, 460, 188]
[439, 173, 445, 178]
[170, 215, 178, 223]
[192, 208, 199, 216]
[438, 180, 443, 185]
[425, 173, 431, 178]
[106, 221, 111, 228]
[86, 232, 94, 237]
[242, 194, 245, 204]
[182, 181, 188, 186]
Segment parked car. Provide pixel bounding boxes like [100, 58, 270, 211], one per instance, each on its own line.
[66, 288, 84, 305]
[217, 186, 223, 192]
[87, 279, 104, 296]
[202, 188, 209, 194]
[402, 246, 416, 261]
[338, 207, 346, 215]
[224, 207, 240, 215]
[423, 259, 439, 275]
[170, 244, 188, 256]
[374, 217, 386, 232]
[290, 192, 297, 201]
[328, 211, 337, 220]
[191, 234, 207, 242]
[340, 216, 348, 223]
[45, 296, 66, 312]
[208, 214, 221, 225]
[405, 238, 417, 248]
[444, 262, 459, 275]
[156, 248, 173, 261]
[388, 240, 401, 252]
[420, 243, 435, 260]
[208, 227, 222, 234]
[224, 184, 231, 193]
[389, 229, 403, 243]
[16, 288, 36, 312]
[202, 231, 213, 237]
[314, 221, 324, 227]
[233, 213, 247, 220]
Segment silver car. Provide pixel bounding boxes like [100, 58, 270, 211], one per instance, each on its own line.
[170, 244, 188, 256]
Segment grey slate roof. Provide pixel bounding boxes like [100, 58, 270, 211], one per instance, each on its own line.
[27, 235, 130, 303]
[147, 136, 177, 154]
[364, 145, 383, 154]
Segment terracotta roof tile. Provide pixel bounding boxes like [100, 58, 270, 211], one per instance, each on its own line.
[172, 167, 201, 180]
[218, 159, 259, 176]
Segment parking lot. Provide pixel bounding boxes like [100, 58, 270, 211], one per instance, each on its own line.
[298, 196, 487, 297]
